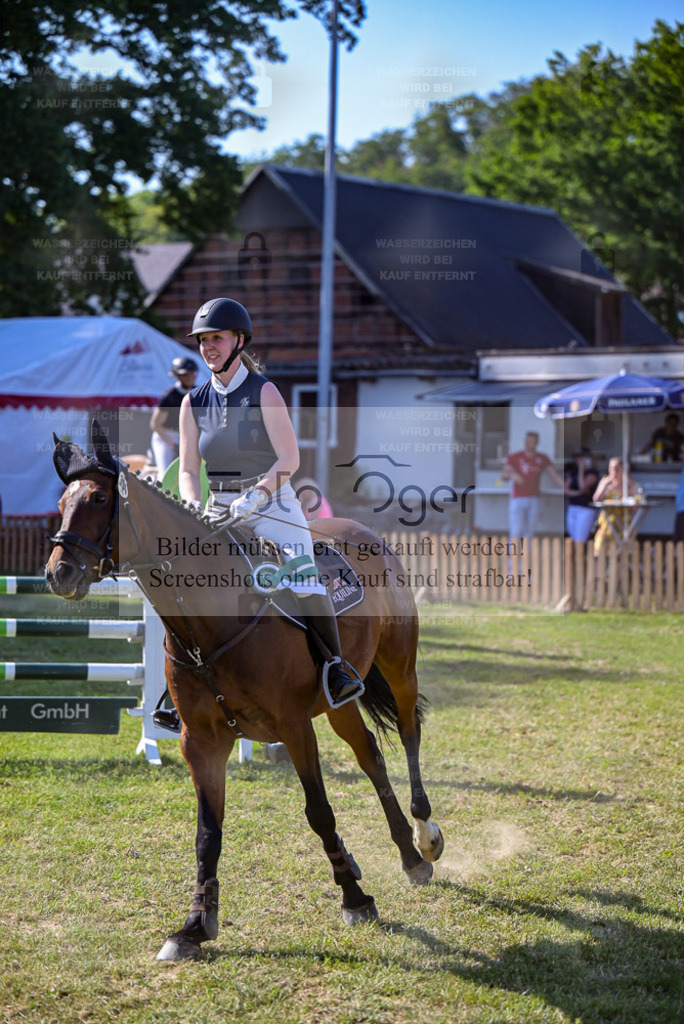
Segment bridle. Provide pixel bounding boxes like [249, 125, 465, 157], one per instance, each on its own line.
[49, 462, 128, 583]
[49, 461, 261, 735]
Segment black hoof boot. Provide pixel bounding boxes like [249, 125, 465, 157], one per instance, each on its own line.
[152, 708, 181, 732]
[323, 659, 365, 708]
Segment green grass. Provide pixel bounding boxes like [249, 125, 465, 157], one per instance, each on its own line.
[0, 607, 682, 1024]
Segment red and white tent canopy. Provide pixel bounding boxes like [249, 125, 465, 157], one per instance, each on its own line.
[0, 317, 206, 514]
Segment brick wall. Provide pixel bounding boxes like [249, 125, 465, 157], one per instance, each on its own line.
[151, 228, 426, 369]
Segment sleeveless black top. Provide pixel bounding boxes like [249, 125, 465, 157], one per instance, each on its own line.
[188, 372, 277, 485]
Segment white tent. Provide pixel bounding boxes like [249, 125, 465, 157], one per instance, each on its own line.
[0, 317, 208, 514]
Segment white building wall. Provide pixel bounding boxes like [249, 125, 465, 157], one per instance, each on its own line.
[352, 378, 462, 521]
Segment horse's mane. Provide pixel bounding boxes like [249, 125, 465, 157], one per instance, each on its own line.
[131, 470, 228, 535]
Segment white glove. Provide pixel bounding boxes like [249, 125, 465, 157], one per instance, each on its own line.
[229, 488, 268, 521]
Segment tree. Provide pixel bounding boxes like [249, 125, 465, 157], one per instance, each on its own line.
[339, 128, 410, 182]
[242, 133, 327, 179]
[0, 0, 365, 316]
[242, 93, 526, 192]
[466, 20, 684, 338]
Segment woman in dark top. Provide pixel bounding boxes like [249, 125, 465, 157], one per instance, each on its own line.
[178, 297, 362, 709]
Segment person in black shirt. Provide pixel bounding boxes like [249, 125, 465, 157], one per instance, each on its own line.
[150, 356, 198, 475]
[639, 413, 684, 462]
[564, 448, 599, 541]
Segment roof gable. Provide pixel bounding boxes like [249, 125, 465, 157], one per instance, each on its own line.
[239, 165, 672, 353]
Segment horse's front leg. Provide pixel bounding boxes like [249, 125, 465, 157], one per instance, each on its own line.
[157, 727, 234, 961]
[281, 717, 379, 926]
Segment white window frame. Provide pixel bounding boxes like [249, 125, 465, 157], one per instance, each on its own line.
[291, 384, 338, 448]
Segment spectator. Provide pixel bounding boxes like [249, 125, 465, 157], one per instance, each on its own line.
[592, 457, 639, 554]
[149, 356, 198, 475]
[501, 431, 564, 539]
[675, 442, 684, 543]
[564, 449, 599, 542]
[639, 413, 684, 462]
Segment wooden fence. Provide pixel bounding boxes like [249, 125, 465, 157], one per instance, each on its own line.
[2, 516, 682, 612]
[0, 515, 61, 576]
[385, 531, 684, 613]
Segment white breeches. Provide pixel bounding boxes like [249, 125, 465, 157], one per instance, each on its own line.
[205, 481, 325, 595]
[151, 431, 179, 476]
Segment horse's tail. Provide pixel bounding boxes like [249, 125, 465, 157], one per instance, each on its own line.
[359, 663, 429, 744]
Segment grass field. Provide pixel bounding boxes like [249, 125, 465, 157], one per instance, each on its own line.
[0, 605, 682, 1024]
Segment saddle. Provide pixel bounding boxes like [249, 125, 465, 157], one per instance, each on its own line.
[227, 523, 364, 627]
[152, 524, 364, 732]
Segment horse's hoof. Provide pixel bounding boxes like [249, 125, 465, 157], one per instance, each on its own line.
[404, 859, 433, 885]
[342, 898, 379, 927]
[156, 937, 201, 962]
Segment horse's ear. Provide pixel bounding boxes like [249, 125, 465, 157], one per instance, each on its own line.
[53, 437, 86, 485]
[91, 419, 118, 475]
[91, 418, 110, 458]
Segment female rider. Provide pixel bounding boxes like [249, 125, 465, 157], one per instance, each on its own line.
[178, 296, 363, 709]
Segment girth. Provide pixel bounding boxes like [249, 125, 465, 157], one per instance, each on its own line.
[132, 564, 271, 737]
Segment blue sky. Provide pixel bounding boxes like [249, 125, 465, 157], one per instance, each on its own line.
[226, 0, 681, 159]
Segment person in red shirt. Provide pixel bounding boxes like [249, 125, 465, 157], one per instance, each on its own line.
[502, 431, 564, 539]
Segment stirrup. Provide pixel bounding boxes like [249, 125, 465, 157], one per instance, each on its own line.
[322, 657, 365, 709]
[152, 707, 181, 732]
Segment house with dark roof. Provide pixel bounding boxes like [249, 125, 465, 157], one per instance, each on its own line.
[142, 166, 680, 535]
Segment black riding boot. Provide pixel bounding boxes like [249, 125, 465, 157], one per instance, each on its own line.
[300, 593, 365, 708]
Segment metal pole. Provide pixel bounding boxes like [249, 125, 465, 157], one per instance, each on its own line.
[315, 0, 339, 495]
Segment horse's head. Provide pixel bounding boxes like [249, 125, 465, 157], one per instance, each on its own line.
[45, 419, 124, 599]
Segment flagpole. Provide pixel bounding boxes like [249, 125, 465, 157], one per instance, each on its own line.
[315, 0, 339, 497]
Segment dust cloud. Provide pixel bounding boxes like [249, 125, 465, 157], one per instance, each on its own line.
[441, 820, 532, 882]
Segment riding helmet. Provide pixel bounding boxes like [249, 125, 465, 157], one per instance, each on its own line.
[170, 356, 198, 376]
[187, 298, 253, 341]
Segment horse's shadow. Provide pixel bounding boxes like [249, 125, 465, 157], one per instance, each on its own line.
[202, 887, 682, 1023]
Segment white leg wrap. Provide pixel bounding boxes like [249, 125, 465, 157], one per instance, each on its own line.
[413, 817, 444, 862]
[414, 817, 439, 850]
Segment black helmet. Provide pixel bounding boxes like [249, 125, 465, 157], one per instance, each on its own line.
[187, 297, 253, 341]
[170, 356, 198, 376]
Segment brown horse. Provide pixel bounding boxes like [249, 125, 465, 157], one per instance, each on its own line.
[45, 421, 444, 961]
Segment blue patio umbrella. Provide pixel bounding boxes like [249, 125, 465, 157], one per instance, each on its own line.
[534, 370, 684, 500]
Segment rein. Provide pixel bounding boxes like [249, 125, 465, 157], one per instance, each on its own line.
[55, 463, 265, 737]
[121, 472, 275, 736]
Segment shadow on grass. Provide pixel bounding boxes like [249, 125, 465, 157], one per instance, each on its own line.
[420, 660, 644, 706]
[0, 756, 190, 781]
[420, 640, 571, 660]
[203, 889, 683, 1024]
[570, 887, 682, 925]
[326, 763, 627, 805]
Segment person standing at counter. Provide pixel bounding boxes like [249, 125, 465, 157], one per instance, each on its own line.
[639, 413, 684, 462]
[502, 431, 564, 539]
[564, 448, 599, 542]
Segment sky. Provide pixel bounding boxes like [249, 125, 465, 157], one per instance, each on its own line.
[221, 0, 681, 159]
